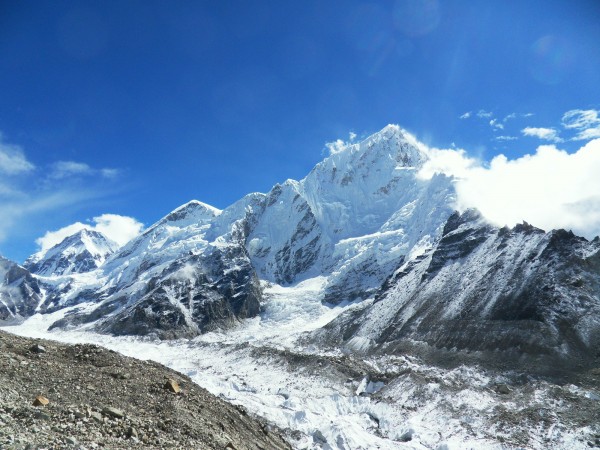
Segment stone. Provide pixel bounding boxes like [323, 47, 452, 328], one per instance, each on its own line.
[65, 436, 78, 445]
[101, 407, 125, 419]
[29, 344, 47, 354]
[164, 379, 181, 394]
[496, 384, 511, 394]
[34, 411, 51, 421]
[111, 372, 131, 380]
[33, 395, 49, 406]
[127, 427, 138, 439]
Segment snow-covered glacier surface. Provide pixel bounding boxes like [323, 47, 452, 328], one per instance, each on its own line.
[7, 277, 595, 450]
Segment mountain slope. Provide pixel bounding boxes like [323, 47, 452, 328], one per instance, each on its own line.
[317, 210, 600, 374]
[49, 201, 262, 338]
[0, 330, 291, 449]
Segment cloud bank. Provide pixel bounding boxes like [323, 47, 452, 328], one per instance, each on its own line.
[35, 214, 144, 254]
[418, 138, 600, 239]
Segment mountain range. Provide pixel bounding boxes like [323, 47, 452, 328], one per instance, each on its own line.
[1, 124, 599, 376]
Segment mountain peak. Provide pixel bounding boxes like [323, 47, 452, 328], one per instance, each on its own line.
[160, 200, 221, 225]
[25, 228, 119, 277]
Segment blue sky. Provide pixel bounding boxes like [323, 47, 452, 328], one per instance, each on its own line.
[1, 0, 599, 261]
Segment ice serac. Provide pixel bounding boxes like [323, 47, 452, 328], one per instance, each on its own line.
[321, 210, 600, 374]
[49, 200, 262, 339]
[25, 229, 119, 276]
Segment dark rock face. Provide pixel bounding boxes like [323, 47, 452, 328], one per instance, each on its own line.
[322, 254, 404, 305]
[0, 257, 43, 322]
[97, 250, 262, 339]
[51, 223, 262, 339]
[320, 210, 600, 374]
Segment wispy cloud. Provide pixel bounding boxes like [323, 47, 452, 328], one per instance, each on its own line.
[489, 119, 504, 130]
[561, 109, 600, 140]
[476, 110, 493, 118]
[50, 160, 119, 180]
[502, 112, 533, 122]
[495, 135, 518, 141]
[50, 161, 92, 179]
[459, 111, 472, 119]
[0, 133, 128, 250]
[0, 135, 35, 175]
[522, 127, 562, 142]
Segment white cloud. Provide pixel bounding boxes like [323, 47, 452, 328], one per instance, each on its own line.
[50, 161, 121, 180]
[418, 147, 479, 180]
[92, 214, 144, 246]
[489, 119, 504, 130]
[35, 214, 144, 254]
[50, 161, 92, 179]
[348, 131, 357, 141]
[561, 109, 600, 140]
[495, 135, 518, 141]
[100, 168, 120, 178]
[562, 109, 600, 129]
[418, 138, 600, 238]
[0, 136, 35, 174]
[476, 110, 493, 118]
[325, 139, 349, 155]
[522, 127, 562, 142]
[459, 111, 472, 119]
[573, 127, 600, 140]
[502, 112, 534, 122]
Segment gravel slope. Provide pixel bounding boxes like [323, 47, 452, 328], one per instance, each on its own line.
[0, 330, 291, 450]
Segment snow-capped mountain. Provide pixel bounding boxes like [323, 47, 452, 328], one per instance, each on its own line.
[244, 124, 455, 302]
[317, 209, 600, 374]
[2, 124, 599, 364]
[9, 124, 454, 338]
[25, 229, 119, 276]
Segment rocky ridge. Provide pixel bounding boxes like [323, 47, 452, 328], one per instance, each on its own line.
[315, 209, 600, 376]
